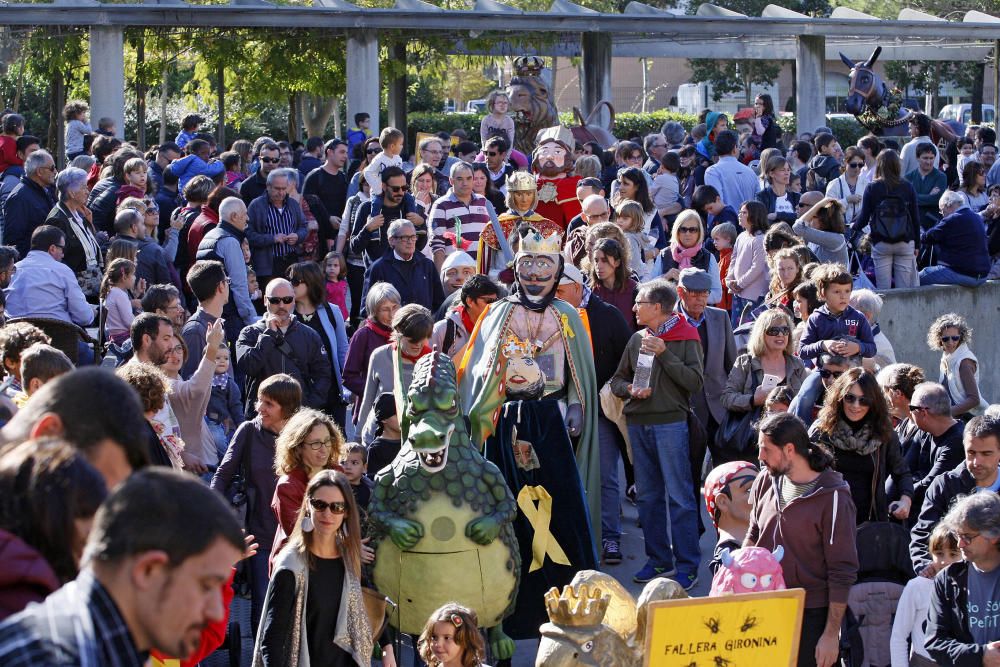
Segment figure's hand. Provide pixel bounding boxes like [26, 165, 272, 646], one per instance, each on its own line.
[361, 537, 376, 564]
[889, 496, 911, 520]
[406, 212, 424, 226]
[205, 318, 224, 352]
[489, 626, 516, 661]
[753, 386, 771, 406]
[664, 267, 680, 282]
[329, 215, 341, 229]
[285, 233, 298, 245]
[984, 642, 1000, 667]
[466, 516, 501, 545]
[274, 233, 287, 244]
[387, 517, 424, 550]
[366, 214, 384, 231]
[564, 403, 583, 438]
[919, 562, 938, 579]
[628, 384, 652, 400]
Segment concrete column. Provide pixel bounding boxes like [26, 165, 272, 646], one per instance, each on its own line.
[89, 26, 125, 140]
[387, 41, 407, 133]
[795, 35, 826, 137]
[580, 33, 612, 130]
[347, 31, 380, 137]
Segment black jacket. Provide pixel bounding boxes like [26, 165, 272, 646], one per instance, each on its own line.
[361, 249, 444, 314]
[584, 293, 632, 389]
[348, 196, 426, 267]
[3, 177, 56, 258]
[133, 235, 171, 286]
[910, 462, 982, 572]
[925, 561, 983, 666]
[238, 170, 267, 207]
[44, 203, 101, 275]
[236, 318, 332, 417]
[87, 177, 123, 235]
[756, 186, 801, 224]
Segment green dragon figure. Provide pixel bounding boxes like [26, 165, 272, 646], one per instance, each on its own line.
[369, 351, 521, 658]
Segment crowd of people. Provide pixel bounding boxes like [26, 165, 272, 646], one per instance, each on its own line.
[0, 90, 997, 667]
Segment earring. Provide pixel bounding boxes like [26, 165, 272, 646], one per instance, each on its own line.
[302, 510, 314, 533]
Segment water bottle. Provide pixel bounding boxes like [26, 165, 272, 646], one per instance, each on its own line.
[632, 352, 654, 391]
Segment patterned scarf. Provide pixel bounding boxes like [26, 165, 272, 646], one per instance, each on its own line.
[826, 419, 881, 456]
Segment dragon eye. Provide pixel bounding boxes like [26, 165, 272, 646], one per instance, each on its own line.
[581, 640, 594, 653]
[760, 574, 774, 588]
[740, 573, 758, 589]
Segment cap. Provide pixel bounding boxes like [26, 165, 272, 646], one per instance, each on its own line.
[704, 461, 759, 528]
[678, 267, 712, 292]
[373, 392, 397, 422]
[559, 263, 584, 286]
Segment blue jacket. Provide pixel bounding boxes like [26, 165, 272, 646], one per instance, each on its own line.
[362, 249, 444, 314]
[798, 304, 876, 360]
[922, 206, 991, 278]
[166, 154, 225, 194]
[1, 176, 56, 258]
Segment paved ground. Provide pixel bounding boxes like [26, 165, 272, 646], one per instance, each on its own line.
[208, 458, 718, 667]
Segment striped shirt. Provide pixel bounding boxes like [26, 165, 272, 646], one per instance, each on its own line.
[427, 190, 491, 259]
[0, 570, 147, 667]
[264, 199, 297, 257]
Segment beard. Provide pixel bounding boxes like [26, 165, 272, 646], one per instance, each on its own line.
[537, 159, 564, 177]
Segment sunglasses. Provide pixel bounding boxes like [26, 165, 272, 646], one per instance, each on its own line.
[818, 368, 845, 380]
[260, 157, 280, 164]
[843, 394, 871, 407]
[909, 404, 930, 412]
[308, 498, 347, 514]
[367, 148, 382, 155]
[677, 226, 700, 234]
[267, 296, 294, 305]
[848, 162, 864, 168]
[940, 335, 962, 343]
[289, 277, 303, 287]
[486, 151, 499, 157]
[765, 326, 791, 337]
[388, 185, 409, 193]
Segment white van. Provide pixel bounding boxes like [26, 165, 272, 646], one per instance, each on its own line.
[938, 104, 995, 125]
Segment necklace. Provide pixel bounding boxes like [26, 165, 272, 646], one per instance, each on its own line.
[298, 305, 316, 322]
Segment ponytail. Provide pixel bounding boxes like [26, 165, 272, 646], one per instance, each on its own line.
[100, 258, 135, 300]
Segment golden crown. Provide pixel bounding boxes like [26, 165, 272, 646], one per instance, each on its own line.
[502, 333, 534, 359]
[544, 583, 610, 627]
[506, 171, 536, 192]
[513, 55, 545, 77]
[519, 230, 562, 254]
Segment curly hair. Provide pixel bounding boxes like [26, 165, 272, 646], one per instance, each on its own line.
[62, 100, 89, 122]
[418, 603, 485, 667]
[927, 312, 972, 351]
[0, 322, 50, 369]
[273, 408, 345, 475]
[115, 362, 170, 414]
[814, 367, 895, 444]
[876, 363, 926, 400]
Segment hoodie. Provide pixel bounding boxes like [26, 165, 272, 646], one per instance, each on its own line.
[798, 304, 876, 361]
[807, 154, 842, 191]
[746, 468, 859, 608]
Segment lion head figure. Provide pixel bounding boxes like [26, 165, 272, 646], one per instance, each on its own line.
[507, 57, 559, 155]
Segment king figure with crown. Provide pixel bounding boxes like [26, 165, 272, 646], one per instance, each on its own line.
[456, 229, 600, 640]
[532, 125, 582, 231]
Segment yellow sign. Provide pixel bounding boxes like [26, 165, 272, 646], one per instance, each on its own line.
[644, 588, 805, 667]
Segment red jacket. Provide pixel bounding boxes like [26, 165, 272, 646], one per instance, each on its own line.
[0, 529, 60, 621]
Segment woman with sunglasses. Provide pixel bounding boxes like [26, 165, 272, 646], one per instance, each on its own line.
[876, 363, 928, 520]
[809, 367, 914, 523]
[288, 261, 350, 429]
[256, 470, 376, 667]
[652, 210, 722, 304]
[826, 146, 870, 227]
[720, 309, 806, 463]
[927, 313, 989, 418]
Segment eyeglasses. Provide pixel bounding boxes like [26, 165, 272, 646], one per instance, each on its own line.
[486, 151, 499, 157]
[267, 296, 294, 305]
[818, 368, 845, 380]
[289, 277, 302, 287]
[953, 531, 981, 544]
[260, 157, 280, 164]
[388, 185, 409, 193]
[41, 165, 57, 172]
[909, 404, 930, 412]
[843, 394, 871, 407]
[848, 162, 865, 168]
[940, 335, 962, 343]
[765, 326, 791, 337]
[53, 244, 65, 250]
[309, 498, 347, 514]
[393, 234, 417, 241]
[677, 226, 700, 234]
[367, 148, 382, 155]
[634, 300, 656, 306]
[303, 436, 334, 451]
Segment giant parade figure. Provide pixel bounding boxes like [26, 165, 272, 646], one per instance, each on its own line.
[531, 126, 582, 231]
[457, 228, 600, 639]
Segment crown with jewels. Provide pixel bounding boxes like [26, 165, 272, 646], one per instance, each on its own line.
[506, 171, 537, 192]
[519, 230, 562, 254]
[534, 125, 575, 149]
[513, 55, 545, 77]
[502, 333, 534, 359]
[544, 583, 610, 627]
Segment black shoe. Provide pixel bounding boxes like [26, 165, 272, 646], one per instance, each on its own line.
[602, 540, 622, 565]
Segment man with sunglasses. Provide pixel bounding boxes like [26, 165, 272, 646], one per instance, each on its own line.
[236, 278, 330, 419]
[2, 149, 56, 259]
[483, 136, 515, 193]
[238, 141, 281, 206]
[349, 166, 426, 267]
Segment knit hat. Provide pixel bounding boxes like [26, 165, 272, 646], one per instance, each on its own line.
[704, 461, 759, 528]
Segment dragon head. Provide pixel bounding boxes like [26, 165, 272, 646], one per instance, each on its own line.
[405, 352, 467, 473]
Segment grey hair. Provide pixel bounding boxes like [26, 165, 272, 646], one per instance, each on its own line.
[266, 168, 296, 186]
[661, 121, 686, 145]
[24, 149, 54, 177]
[55, 167, 89, 202]
[449, 161, 473, 178]
[939, 189, 965, 211]
[365, 281, 401, 318]
[637, 279, 678, 313]
[927, 312, 972, 351]
[218, 196, 246, 223]
[70, 154, 97, 172]
[942, 492, 1000, 543]
[387, 219, 414, 239]
[911, 382, 952, 417]
[849, 288, 883, 320]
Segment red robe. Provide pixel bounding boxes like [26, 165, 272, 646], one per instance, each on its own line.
[534, 175, 582, 231]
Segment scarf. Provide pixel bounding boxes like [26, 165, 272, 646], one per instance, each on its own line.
[393, 341, 431, 364]
[456, 305, 476, 334]
[649, 314, 701, 343]
[364, 318, 392, 343]
[826, 419, 881, 456]
[670, 242, 702, 269]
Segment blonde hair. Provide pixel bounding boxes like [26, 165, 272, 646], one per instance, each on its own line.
[273, 408, 344, 475]
[670, 209, 705, 246]
[614, 199, 645, 234]
[747, 308, 795, 357]
[927, 312, 973, 351]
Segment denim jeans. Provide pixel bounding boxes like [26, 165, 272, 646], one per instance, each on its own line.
[789, 370, 824, 427]
[598, 413, 623, 542]
[919, 264, 988, 288]
[627, 420, 700, 574]
[206, 419, 230, 463]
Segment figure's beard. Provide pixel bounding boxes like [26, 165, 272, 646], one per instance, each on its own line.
[538, 159, 564, 177]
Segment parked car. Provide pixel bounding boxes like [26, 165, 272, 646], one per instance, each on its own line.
[938, 103, 995, 126]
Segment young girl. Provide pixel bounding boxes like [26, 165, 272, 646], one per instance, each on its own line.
[479, 89, 515, 148]
[324, 250, 351, 321]
[101, 258, 137, 345]
[955, 137, 977, 184]
[765, 247, 803, 310]
[418, 603, 488, 667]
[615, 199, 656, 280]
[890, 524, 960, 667]
[63, 101, 93, 162]
[711, 222, 738, 314]
[791, 280, 821, 352]
[650, 152, 683, 222]
[115, 157, 149, 204]
[221, 150, 244, 188]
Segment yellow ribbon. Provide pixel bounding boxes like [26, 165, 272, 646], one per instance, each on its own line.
[517, 485, 571, 572]
[560, 313, 575, 340]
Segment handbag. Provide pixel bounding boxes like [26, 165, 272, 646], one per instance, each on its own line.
[362, 586, 395, 639]
[714, 406, 762, 461]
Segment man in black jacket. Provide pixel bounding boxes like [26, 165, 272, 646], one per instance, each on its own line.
[911, 415, 1000, 575]
[910, 382, 966, 511]
[555, 262, 633, 565]
[238, 141, 280, 206]
[349, 166, 426, 267]
[1, 149, 56, 258]
[236, 278, 330, 417]
[114, 208, 171, 287]
[925, 488, 1000, 666]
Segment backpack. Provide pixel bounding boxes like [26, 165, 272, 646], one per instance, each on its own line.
[872, 194, 912, 243]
